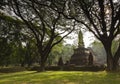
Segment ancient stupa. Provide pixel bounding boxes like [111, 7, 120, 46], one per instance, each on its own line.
[70, 30, 94, 66]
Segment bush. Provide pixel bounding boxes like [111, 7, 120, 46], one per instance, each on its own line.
[30, 65, 105, 71]
[63, 65, 105, 71]
[30, 66, 61, 71]
[0, 67, 27, 73]
[46, 66, 61, 71]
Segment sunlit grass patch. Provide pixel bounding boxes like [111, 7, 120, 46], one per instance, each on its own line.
[0, 71, 120, 84]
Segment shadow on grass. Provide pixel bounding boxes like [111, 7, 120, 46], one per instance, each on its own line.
[0, 71, 37, 79]
[32, 71, 120, 84]
[0, 71, 120, 84]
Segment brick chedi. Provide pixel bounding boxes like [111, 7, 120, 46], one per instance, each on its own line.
[70, 46, 90, 66]
[69, 30, 94, 66]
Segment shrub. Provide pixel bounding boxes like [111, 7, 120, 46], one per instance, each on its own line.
[30, 65, 105, 71]
[0, 67, 27, 73]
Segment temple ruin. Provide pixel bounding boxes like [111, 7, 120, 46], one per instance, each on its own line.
[69, 30, 95, 66]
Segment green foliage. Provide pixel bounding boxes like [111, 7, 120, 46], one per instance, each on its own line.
[91, 39, 120, 64]
[47, 42, 63, 66]
[0, 37, 12, 66]
[111, 40, 119, 55]
[90, 41, 106, 64]
[0, 11, 39, 67]
[61, 44, 74, 62]
[0, 12, 23, 24]
[0, 67, 26, 73]
[47, 44, 74, 66]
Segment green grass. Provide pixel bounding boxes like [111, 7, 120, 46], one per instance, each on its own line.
[0, 71, 120, 84]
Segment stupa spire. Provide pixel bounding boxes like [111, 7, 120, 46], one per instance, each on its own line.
[78, 29, 84, 47]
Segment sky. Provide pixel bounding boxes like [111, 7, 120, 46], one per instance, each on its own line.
[65, 31, 95, 48]
[83, 32, 95, 47]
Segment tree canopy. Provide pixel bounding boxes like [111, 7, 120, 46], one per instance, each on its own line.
[52, 0, 120, 71]
[0, 0, 120, 71]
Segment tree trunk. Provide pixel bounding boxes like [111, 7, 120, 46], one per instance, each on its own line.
[40, 53, 49, 71]
[106, 53, 113, 71]
[39, 47, 52, 71]
[21, 62, 25, 67]
[113, 45, 120, 71]
[40, 61, 45, 71]
[112, 58, 119, 71]
[40, 57, 46, 71]
[103, 42, 119, 71]
[103, 42, 114, 71]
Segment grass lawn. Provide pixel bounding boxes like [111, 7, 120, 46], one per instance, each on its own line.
[0, 71, 120, 84]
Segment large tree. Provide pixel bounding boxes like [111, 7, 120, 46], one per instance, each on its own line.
[45, 0, 120, 71]
[8, 0, 75, 71]
[63, 0, 120, 71]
